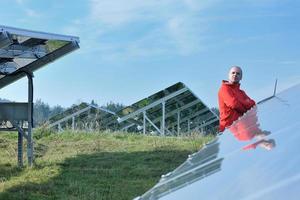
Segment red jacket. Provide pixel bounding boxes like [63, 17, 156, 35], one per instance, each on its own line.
[218, 80, 255, 132]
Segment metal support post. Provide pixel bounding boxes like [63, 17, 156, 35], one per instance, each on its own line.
[27, 73, 34, 167]
[187, 119, 191, 133]
[17, 130, 23, 167]
[143, 111, 146, 135]
[177, 111, 180, 136]
[72, 116, 75, 130]
[58, 123, 62, 132]
[144, 114, 162, 134]
[161, 102, 165, 136]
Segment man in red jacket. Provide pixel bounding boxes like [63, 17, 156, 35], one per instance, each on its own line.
[218, 66, 255, 132]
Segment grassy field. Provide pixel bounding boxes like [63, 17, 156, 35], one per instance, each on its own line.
[0, 129, 213, 200]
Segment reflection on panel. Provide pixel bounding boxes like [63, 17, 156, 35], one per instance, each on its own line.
[135, 83, 300, 200]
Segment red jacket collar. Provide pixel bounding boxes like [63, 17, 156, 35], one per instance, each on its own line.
[222, 80, 240, 88]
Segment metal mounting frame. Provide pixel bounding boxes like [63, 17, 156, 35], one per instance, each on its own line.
[0, 25, 80, 167]
[117, 82, 219, 136]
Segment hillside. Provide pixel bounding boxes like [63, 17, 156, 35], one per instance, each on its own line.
[0, 130, 213, 200]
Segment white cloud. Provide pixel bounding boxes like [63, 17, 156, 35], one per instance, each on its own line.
[249, 59, 299, 66]
[241, 0, 282, 6]
[88, 0, 220, 27]
[15, 0, 25, 5]
[166, 15, 208, 55]
[279, 60, 298, 65]
[89, 0, 170, 27]
[63, 0, 220, 59]
[183, 0, 221, 11]
[25, 8, 40, 18]
[224, 36, 263, 44]
[62, 0, 292, 60]
[13, 0, 41, 19]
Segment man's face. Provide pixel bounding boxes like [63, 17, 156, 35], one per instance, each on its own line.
[228, 67, 242, 84]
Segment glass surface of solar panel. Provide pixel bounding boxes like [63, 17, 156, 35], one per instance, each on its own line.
[117, 82, 185, 118]
[136, 83, 300, 200]
[48, 102, 119, 131]
[117, 82, 219, 134]
[0, 25, 79, 89]
[48, 102, 90, 123]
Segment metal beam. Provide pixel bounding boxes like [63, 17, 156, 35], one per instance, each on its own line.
[11, 121, 28, 140]
[195, 118, 219, 130]
[49, 103, 117, 130]
[58, 123, 63, 132]
[188, 113, 217, 130]
[118, 87, 189, 123]
[177, 111, 180, 135]
[0, 25, 79, 43]
[72, 116, 75, 130]
[48, 106, 91, 128]
[143, 111, 146, 135]
[142, 91, 192, 118]
[164, 127, 173, 135]
[161, 102, 165, 136]
[144, 113, 162, 135]
[168, 107, 210, 128]
[88, 104, 116, 115]
[121, 123, 136, 131]
[18, 131, 23, 167]
[151, 99, 201, 125]
[27, 73, 33, 167]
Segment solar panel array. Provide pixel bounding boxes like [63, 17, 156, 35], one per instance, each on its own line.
[135, 83, 300, 200]
[48, 102, 119, 131]
[117, 82, 219, 135]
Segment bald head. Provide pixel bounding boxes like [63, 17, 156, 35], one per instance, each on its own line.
[228, 66, 243, 84]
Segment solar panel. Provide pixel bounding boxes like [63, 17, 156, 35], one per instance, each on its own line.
[135, 83, 300, 200]
[117, 82, 219, 135]
[0, 25, 79, 88]
[0, 25, 79, 167]
[48, 102, 119, 131]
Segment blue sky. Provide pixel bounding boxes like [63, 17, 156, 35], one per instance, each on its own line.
[0, 0, 299, 108]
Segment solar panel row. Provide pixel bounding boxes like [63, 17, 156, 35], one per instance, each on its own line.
[117, 82, 219, 135]
[48, 102, 120, 131]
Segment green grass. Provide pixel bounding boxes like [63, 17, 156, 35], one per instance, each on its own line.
[0, 130, 213, 200]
